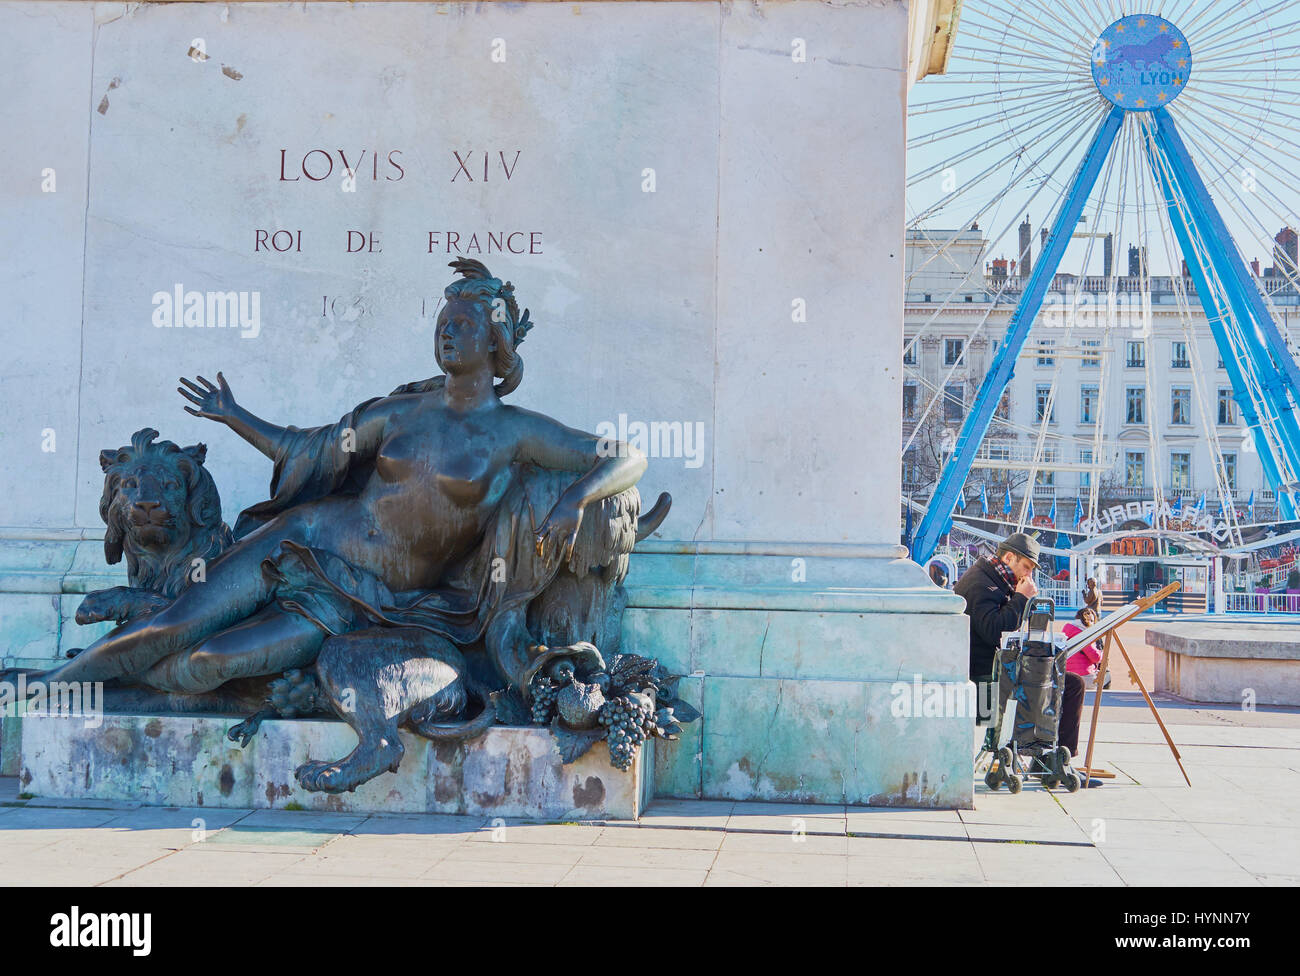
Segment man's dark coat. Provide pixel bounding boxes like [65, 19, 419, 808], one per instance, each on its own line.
[953, 557, 1028, 682]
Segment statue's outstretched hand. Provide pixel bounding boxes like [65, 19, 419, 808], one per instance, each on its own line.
[179, 372, 238, 424]
[536, 495, 584, 564]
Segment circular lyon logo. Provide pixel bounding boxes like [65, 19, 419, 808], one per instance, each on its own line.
[1091, 14, 1191, 111]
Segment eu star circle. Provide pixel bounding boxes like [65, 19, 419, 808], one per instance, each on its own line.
[1092, 14, 1191, 111]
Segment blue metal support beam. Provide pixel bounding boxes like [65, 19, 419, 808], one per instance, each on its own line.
[912, 105, 1126, 562]
[1143, 133, 1298, 519]
[1152, 109, 1300, 403]
[1148, 108, 1300, 515]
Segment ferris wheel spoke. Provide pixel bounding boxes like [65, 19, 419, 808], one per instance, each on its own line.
[908, 102, 1108, 277]
[975, 0, 1093, 58]
[911, 79, 1083, 116]
[1186, 86, 1300, 135]
[1188, 0, 1292, 53]
[1180, 0, 1261, 47]
[958, 22, 1080, 62]
[1182, 101, 1300, 182]
[908, 87, 1096, 151]
[1195, 36, 1300, 68]
[906, 106, 1112, 359]
[1177, 111, 1300, 244]
[908, 91, 1098, 186]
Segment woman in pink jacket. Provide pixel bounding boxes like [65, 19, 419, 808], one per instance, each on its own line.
[1062, 606, 1108, 685]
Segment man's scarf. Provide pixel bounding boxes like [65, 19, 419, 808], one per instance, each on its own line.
[989, 555, 1018, 590]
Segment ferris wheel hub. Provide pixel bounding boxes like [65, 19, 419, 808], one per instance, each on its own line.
[1091, 14, 1191, 111]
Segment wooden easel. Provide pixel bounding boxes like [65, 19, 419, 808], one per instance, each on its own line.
[1080, 580, 1192, 787]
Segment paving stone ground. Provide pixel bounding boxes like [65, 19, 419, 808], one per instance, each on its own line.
[2, 689, 1297, 886]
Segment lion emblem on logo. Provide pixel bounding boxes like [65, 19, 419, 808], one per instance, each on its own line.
[75, 428, 233, 626]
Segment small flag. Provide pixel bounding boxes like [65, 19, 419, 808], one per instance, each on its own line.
[1004, 487, 1012, 517]
[1143, 507, 1154, 527]
[1248, 490, 1256, 521]
[1048, 497, 1057, 527]
[1171, 493, 1183, 515]
[1074, 497, 1083, 527]
[1196, 491, 1207, 514]
[980, 484, 989, 517]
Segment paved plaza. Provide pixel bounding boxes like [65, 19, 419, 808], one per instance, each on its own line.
[3, 686, 1297, 887]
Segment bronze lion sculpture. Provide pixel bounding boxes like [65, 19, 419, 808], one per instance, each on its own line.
[75, 428, 233, 626]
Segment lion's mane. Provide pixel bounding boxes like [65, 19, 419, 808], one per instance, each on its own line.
[99, 428, 233, 597]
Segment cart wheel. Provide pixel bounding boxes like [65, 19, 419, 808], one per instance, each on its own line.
[984, 770, 1001, 791]
[1008, 774, 1023, 794]
[1055, 746, 1072, 771]
[1062, 772, 1080, 793]
[998, 747, 1015, 771]
[1040, 776, 1058, 790]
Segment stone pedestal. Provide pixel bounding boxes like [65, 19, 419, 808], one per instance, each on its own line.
[627, 542, 973, 807]
[1149, 623, 1300, 706]
[20, 712, 653, 819]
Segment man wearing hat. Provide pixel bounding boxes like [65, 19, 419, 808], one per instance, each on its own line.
[953, 531, 1089, 765]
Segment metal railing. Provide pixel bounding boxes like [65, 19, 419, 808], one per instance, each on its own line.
[1221, 591, 1300, 614]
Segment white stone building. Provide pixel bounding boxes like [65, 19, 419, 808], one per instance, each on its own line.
[903, 223, 1300, 526]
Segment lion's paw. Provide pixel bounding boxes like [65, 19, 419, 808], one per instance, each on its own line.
[294, 739, 404, 794]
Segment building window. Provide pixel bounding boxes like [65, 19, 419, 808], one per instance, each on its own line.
[1170, 452, 1191, 490]
[944, 338, 965, 367]
[903, 341, 917, 366]
[1036, 337, 1056, 366]
[1035, 384, 1055, 423]
[1223, 452, 1237, 490]
[1171, 387, 1191, 425]
[1126, 386, 1145, 425]
[1126, 340, 1145, 368]
[944, 383, 964, 422]
[902, 449, 922, 486]
[923, 293, 932, 302]
[903, 383, 918, 420]
[1080, 384, 1098, 424]
[1217, 388, 1237, 425]
[1035, 448, 1058, 486]
[1081, 338, 1101, 368]
[1217, 355, 1225, 370]
[1125, 451, 1145, 488]
[1171, 341, 1190, 368]
[1080, 448, 1093, 488]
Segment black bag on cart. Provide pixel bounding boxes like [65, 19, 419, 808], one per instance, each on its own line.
[998, 642, 1062, 751]
[996, 598, 1064, 754]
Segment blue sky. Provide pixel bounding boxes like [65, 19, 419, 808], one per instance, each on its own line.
[907, 0, 1300, 279]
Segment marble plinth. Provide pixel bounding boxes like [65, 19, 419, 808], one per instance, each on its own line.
[19, 712, 652, 820]
[1149, 623, 1300, 707]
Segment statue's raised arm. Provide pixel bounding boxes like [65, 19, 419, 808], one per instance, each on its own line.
[178, 372, 387, 463]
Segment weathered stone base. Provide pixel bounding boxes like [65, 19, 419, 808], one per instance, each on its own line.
[627, 544, 975, 808]
[19, 712, 652, 820]
[1149, 623, 1300, 706]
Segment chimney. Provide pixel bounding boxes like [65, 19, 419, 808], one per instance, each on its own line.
[1019, 215, 1032, 278]
[1252, 258, 1262, 277]
[1104, 232, 1113, 278]
[1128, 244, 1147, 278]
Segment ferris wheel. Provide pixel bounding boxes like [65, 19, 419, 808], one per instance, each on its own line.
[906, 0, 1300, 563]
